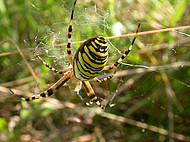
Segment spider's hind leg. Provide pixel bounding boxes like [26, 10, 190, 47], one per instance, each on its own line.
[10, 71, 72, 102]
[82, 81, 105, 109]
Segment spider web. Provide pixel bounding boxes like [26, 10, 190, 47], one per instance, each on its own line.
[30, 0, 190, 130]
[0, 0, 190, 141]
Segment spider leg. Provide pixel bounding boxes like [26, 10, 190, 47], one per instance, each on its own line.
[93, 64, 121, 83]
[76, 91, 87, 104]
[93, 23, 140, 83]
[34, 51, 73, 74]
[82, 81, 105, 109]
[10, 71, 71, 101]
[105, 23, 140, 70]
[67, 0, 77, 66]
[93, 75, 113, 83]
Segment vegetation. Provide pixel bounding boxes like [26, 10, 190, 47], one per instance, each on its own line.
[0, 0, 190, 141]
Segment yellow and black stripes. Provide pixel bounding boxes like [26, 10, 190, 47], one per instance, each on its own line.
[94, 63, 121, 83]
[93, 23, 140, 83]
[93, 75, 113, 83]
[10, 0, 141, 110]
[21, 71, 71, 101]
[34, 51, 73, 74]
[113, 23, 140, 68]
[67, 0, 77, 65]
[82, 81, 104, 109]
[73, 36, 108, 81]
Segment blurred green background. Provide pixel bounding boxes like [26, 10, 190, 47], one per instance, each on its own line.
[0, 0, 190, 141]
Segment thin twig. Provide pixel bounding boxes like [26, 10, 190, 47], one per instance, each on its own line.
[0, 25, 190, 57]
[99, 112, 190, 141]
[162, 73, 174, 142]
[0, 76, 34, 87]
[0, 39, 38, 83]
[114, 61, 190, 78]
[106, 25, 190, 40]
[60, 101, 190, 141]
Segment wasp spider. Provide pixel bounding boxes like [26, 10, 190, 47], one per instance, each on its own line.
[11, 0, 140, 109]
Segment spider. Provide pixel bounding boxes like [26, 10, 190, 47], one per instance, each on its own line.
[11, 0, 140, 109]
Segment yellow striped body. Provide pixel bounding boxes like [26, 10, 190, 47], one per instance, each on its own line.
[73, 36, 108, 81]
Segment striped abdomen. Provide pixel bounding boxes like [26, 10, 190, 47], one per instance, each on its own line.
[73, 36, 108, 81]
